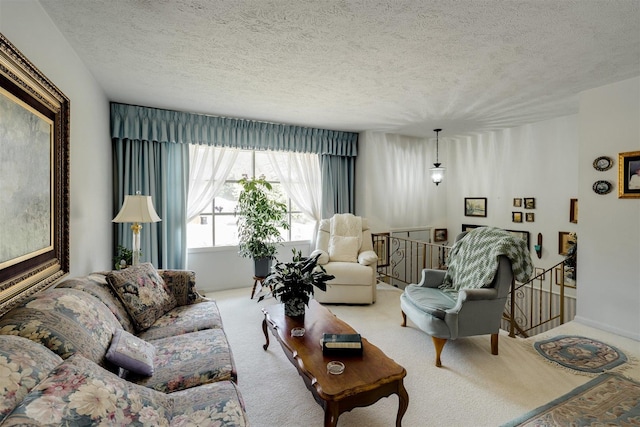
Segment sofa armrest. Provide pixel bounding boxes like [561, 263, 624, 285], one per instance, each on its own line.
[358, 250, 378, 266]
[310, 249, 329, 265]
[158, 270, 204, 306]
[416, 269, 447, 288]
[457, 288, 498, 302]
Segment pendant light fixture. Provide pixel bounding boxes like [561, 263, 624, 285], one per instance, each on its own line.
[430, 128, 445, 185]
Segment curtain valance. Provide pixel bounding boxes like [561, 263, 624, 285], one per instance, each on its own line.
[111, 103, 358, 156]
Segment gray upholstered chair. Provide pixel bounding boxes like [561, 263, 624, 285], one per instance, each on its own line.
[400, 227, 532, 367]
[310, 214, 378, 304]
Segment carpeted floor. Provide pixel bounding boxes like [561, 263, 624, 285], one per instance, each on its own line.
[207, 283, 640, 427]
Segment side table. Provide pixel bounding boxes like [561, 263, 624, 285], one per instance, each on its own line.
[250, 276, 266, 299]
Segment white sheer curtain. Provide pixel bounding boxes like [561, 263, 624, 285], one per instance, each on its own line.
[187, 145, 238, 222]
[267, 151, 322, 223]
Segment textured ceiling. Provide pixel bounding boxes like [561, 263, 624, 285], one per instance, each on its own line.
[40, 0, 639, 139]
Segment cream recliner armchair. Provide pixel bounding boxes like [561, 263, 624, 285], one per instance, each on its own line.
[311, 214, 377, 304]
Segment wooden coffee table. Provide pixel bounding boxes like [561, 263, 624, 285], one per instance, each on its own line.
[262, 299, 409, 426]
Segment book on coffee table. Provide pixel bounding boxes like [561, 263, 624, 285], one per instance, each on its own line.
[322, 333, 363, 355]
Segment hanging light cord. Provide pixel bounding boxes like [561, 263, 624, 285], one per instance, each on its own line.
[434, 128, 442, 166]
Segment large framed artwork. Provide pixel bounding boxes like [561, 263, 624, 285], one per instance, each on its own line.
[618, 151, 640, 199]
[0, 33, 70, 315]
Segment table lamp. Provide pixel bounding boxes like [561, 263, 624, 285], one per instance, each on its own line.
[112, 192, 161, 266]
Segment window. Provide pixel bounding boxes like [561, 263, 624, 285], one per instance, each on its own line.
[187, 149, 316, 248]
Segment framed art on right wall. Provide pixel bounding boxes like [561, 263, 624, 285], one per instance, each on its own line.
[619, 151, 640, 198]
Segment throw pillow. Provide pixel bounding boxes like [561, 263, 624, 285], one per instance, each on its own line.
[106, 263, 177, 332]
[328, 236, 359, 262]
[106, 329, 155, 376]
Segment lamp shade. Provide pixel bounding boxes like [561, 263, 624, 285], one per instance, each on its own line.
[113, 195, 161, 223]
[430, 165, 446, 185]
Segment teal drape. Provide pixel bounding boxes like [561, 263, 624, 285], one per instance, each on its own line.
[111, 103, 358, 155]
[321, 154, 356, 218]
[111, 102, 357, 268]
[113, 138, 189, 269]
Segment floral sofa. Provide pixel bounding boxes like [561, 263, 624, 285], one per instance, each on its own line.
[0, 263, 248, 426]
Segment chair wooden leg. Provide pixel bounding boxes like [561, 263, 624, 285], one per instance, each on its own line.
[401, 310, 407, 327]
[432, 337, 447, 367]
[491, 333, 499, 355]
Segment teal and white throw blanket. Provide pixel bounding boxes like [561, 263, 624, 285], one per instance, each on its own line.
[441, 227, 533, 292]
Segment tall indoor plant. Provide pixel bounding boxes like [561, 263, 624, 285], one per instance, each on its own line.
[235, 175, 289, 277]
[258, 249, 335, 317]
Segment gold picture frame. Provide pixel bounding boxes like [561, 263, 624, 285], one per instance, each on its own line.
[524, 197, 536, 209]
[558, 232, 575, 255]
[569, 198, 578, 223]
[373, 232, 390, 267]
[0, 33, 70, 315]
[618, 150, 640, 199]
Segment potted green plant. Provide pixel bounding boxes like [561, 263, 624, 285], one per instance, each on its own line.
[258, 249, 335, 317]
[235, 175, 289, 277]
[113, 245, 134, 270]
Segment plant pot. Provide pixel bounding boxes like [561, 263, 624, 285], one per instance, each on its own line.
[284, 297, 306, 318]
[254, 257, 272, 278]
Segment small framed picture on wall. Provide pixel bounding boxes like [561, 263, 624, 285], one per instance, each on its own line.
[512, 212, 522, 223]
[558, 231, 576, 255]
[524, 198, 536, 209]
[464, 197, 487, 217]
[570, 198, 578, 223]
[434, 228, 448, 242]
[526, 212, 534, 222]
[513, 198, 522, 207]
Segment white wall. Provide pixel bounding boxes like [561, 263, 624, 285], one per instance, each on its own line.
[356, 131, 448, 234]
[446, 116, 579, 270]
[188, 241, 310, 292]
[576, 77, 640, 339]
[1, 0, 112, 275]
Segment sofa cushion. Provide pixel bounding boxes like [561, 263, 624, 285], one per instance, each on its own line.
[1, 354, 172, 426]
[138, 300, 224, 341]
[127, 328, 236, 393]
[403, 285, 458, 320]
[57, 273, 137, 333]
[0, 335, 63, 424]
[106, 263, 177, 332]
[171, 380, 249, 426]
[328, 235, 359, 262]
[0, 288, 121, 365]
[106, 329, 155, 376]
[321, 261, 374, 286]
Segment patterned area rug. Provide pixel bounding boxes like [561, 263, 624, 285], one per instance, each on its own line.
[501, 373, 640, 426]
[534, 335, 627, 375]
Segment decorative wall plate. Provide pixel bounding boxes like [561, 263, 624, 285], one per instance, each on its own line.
[593, 156, 613, 171]
[592, 180, 612, 195]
